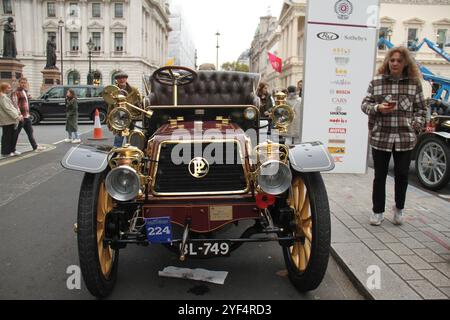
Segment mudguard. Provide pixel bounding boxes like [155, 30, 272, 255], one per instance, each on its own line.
[61, 144, 112, 173]
[433, 131, 450, 140]
[289, 141, 335, 173]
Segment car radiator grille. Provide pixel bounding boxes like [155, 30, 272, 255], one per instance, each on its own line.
[153, 142, 248, 195]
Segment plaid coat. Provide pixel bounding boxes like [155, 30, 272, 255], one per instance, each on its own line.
[361, 74, 427, 152]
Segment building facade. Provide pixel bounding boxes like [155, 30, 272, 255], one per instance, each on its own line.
[1, 0, 171, 97]
[167, 2, 196, 69]
[249, 15, 278, 80]
[250, 0, 450, 91]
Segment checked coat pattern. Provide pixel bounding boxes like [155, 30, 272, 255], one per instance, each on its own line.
[361, 74, 427, 152]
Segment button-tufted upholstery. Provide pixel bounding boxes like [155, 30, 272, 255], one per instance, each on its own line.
[149, 71, 261, 106]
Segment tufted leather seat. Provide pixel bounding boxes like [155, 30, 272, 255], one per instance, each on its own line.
[149, 71, 261, 106]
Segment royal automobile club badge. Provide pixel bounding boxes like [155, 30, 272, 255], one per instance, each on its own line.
[335, 0, 353, 20]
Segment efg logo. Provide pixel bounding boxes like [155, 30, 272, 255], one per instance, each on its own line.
[317, 32, 339, 41]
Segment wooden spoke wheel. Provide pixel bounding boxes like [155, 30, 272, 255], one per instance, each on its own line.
[288, 177, 313, 272]
[78, 172, 119, 298]
[281, 172, 331, 292]
[97, 182, 114, 278]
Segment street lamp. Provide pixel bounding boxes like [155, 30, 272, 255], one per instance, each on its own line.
[86, 38, 95, 85]
[215, 31, 220, 71]
[58, 19, 64, 85]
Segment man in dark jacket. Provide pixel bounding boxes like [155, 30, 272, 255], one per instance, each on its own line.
[111, 71, 141, 147]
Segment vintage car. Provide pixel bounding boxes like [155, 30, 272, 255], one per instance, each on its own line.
[414, 99, 450, 190]
[61, 66, 335, 298]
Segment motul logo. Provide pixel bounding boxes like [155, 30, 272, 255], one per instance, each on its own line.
[329, 128, 347, 134]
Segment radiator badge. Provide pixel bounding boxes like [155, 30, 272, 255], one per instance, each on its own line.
[189, 157, 210, 179]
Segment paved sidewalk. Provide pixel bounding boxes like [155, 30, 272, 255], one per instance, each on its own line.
[324, 169, 450, 300]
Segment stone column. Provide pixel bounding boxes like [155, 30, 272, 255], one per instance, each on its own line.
[103, 1, 110, 55]
[292, 16, 298, 58]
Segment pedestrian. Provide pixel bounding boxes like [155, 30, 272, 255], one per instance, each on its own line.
[284, 85, 302, 145]
[111, 71, 141, 148]
[65, 89, 81, 144]
[297, 80, 303, 98]
[11, 77, 41, 152]
[0, 82, 22, 157]
[257, 82, 274, 119]
[361, 46, 427, 226]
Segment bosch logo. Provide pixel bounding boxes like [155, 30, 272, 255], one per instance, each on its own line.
[317, 32, 339, 41]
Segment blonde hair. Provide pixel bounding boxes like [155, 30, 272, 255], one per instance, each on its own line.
[377, 46, 422, 81]
[0, 82, 11, 93]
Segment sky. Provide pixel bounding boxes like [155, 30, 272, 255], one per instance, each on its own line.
[169, 0, 284, 66]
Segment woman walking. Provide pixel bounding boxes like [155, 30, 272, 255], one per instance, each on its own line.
[0, 82, 22, 157]
[361, 47, 427, 226]
[65, 89, 81, 144]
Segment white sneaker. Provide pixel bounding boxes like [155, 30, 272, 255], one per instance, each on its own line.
[370, 213, 384, 226]
[64, 138, 72, 143]
[12, 151, 21, 156]
[71, 139, 81, 144]
[392, 206, 404, 226]
[9, 152, 16, 157]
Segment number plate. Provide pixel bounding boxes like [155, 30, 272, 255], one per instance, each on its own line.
[181, 241, 231, 257]
[145, 217, 172, 244]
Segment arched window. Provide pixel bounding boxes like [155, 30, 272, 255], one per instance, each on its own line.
[67, 70, 80, 85]
[92, 70, 102, 86]
[111, 70, 123, 85]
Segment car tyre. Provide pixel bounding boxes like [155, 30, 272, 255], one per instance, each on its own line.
[78, 172, 119, 298]
[29, 110, 41, 125]
[415, 135, 450, 191]
[281, 172, 331, 292]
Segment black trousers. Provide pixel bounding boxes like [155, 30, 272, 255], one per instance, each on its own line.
[1, 124, 16, 155]
[372, 147, 412, 214]
[14, 118, 37, 151]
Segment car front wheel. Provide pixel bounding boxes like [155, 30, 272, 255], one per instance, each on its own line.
[78, 172, 119, 298]
[415, 136, 450, 191]
[29, 110, 41, 125]
[281, 172, 331, 292]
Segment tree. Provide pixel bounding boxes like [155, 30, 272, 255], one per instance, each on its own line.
[221, 61, 249, 72]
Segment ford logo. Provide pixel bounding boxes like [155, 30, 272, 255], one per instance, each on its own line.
[317, 32, 339, 41]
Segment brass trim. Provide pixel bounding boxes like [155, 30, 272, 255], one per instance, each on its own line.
[108, 107, 132, 131]
[150, 139, 250, 197]
[271, 104, 294, 133]
[129, 129, 146, 150]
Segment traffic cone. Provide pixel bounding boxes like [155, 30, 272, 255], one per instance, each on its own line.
[88, 109, 107, 141]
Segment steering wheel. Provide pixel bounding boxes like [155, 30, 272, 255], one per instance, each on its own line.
[153, 66, 197, 87]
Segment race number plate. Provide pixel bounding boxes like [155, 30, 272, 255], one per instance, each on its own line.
[181, 241, 231, 257]
[145, 217, 172, 244]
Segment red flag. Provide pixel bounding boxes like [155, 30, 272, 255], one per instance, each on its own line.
[268, 52, 282, 73]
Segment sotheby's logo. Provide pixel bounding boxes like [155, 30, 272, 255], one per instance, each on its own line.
[335, 0, 353, 20]
[317, 32, 339, 41]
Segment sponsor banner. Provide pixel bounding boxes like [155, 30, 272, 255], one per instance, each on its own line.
[308, 0, 379, 27]
[301, 0, 379, 174]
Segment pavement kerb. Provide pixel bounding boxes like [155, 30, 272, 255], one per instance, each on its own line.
[330, 246, 376, 300]
[0, 143, 55, 167]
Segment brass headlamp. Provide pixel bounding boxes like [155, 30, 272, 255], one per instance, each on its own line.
[271, 91, 294, 134]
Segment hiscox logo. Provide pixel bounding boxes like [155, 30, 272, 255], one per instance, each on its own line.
[317, 32, 339, 41]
